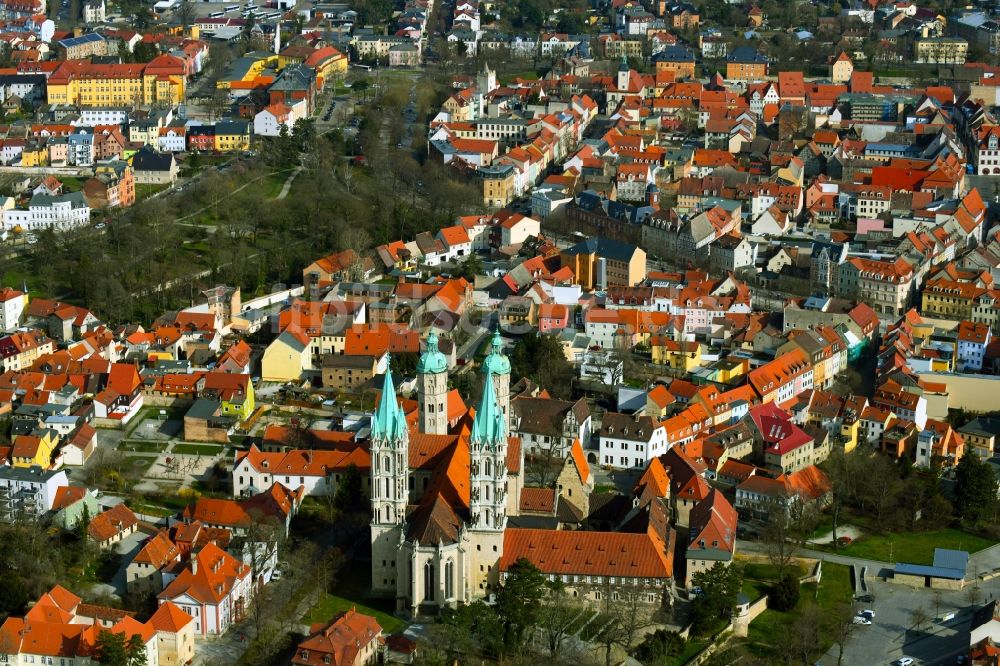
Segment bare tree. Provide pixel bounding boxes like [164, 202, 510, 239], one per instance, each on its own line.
[965, 584, 982, 610]
[762, 495, 816, 577]
[595, 589, 655, 666]
[828, 601, 858, 666]
[788, 603, 822, 665]
[909, 606, 931, 633]
[537, 583, 578, 658]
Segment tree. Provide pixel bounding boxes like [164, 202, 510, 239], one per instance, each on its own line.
[456, 253, 483, 281]
[825, 450, 862, 546]
[495, 558, 546, 654]
[176, 0, 194, 27]
[509, 331, 575, 399]
[909, 606, 931, 632]
[787, 603, 822, 665]
[827, 601, 858, 666]
[595, 589, 656, 666]
[353, 78, 370, 104]
[632, 628, 686, 664]
[689, 562, 742, 634]
[537, 580, 577, 658]
[859, 453, 901, 531]
[333, 463, 366, 515]
[954, 453, 998, 524]
[94, 630, 147, 666]
[431, 600, 504, 661]
[762, 494, 816, 575]
[769, 573, 800, 612]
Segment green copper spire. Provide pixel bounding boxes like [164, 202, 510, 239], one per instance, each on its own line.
[416, 331, 448, 374]
[471, 366, 506, 449]
[481, 327, 510, 376]
[371, 355, 407, 443]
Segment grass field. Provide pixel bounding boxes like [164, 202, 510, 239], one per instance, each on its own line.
[117, 440, 167, 453]
[744, 563, 853, 660]
[136, 183, 169, 200]
[172, 443, 225, 456]
[663, 638, 711, 666]
[303, 592, 407, 634]
[580, 613, 614, 641]
[819, 528, 995, 564]
[565, 609, 597, 636]
[128, 501, 175, 517]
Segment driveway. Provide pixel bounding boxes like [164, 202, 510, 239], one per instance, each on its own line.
[737, 539, 1000, 665]
[816, 576, 986, 666]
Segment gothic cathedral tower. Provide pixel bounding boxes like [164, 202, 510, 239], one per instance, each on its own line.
[469, 335, 510, 593]
[370, 358, 409, 595]
[481, 329, 511, 433]
[417, 333, 449, 435]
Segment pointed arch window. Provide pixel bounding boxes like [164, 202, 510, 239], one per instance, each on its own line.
[424, 562, 435, 603]
[445, 560, 455, 599]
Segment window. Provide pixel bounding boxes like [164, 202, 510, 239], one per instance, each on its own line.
[423, 561, 435, 602]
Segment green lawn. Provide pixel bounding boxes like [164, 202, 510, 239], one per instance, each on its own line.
[127, 501, 175, 518]
[117, 440, 167, 453]
[136, 183, 168, 200]
[172, 443, 225, 456]
[565, 609, 597, 636]
[663, 638, 710, 666]
[744, 563, 853, 660]
[743, 562, 805, 582]
[581, 613, 614, 641]
[819, 528, 995, 564]
[303, 592, 407, 634]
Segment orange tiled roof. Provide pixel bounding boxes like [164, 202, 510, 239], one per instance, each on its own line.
[501, 526, 672, 578]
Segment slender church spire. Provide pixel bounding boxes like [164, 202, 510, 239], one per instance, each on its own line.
[371, 354, 407, 443]
[470, 365, 506, 450]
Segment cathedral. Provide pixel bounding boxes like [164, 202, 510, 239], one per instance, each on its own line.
[369, 330, 521, 615]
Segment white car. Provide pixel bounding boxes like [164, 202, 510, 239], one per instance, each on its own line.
[897, 658, 915, 666]
[860, 609, 875, 619]
[852, 616, 871, 625]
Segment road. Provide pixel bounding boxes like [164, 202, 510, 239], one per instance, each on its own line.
[738, 539, 1000, 665]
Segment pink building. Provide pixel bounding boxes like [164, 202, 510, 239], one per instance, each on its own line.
[538, 302, 569, 333]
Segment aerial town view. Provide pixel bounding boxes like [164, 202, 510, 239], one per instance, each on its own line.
[3, 0, 1000, 663]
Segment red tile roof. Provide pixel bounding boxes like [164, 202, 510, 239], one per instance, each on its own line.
[501, 526, 673, 578]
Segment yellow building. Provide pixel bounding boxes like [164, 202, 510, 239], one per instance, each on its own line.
[915, 37, 968, 64]
[560, 236, 646, 289]
[839, 417, 860, 454]
[20, 143, 47, 167]
[480, 164, 517, 208]
[203, 373, 256, 421]
[304, 46, 348, 89]
[215, 52, 279, 90]
[214, 121, 251, 152]
[650, 338, 703, 373]
[47, 56, 186, 108]
[921, 278, 984, 321]
[261, 329, 312, 382]
[11, 430, 59, 468]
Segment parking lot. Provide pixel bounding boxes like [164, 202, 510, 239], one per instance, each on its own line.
[820, 573, 999, 665]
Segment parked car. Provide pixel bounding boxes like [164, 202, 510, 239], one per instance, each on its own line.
[897, 658, 914, 666]
[856, 594, 873, 603]
[852, 616, 871, 625]
[860, 610, 875, 619]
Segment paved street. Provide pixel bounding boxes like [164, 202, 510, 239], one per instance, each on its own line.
[737, 539, 1000, 665]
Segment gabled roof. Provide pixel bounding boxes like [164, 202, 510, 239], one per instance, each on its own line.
[158, 542, 251, 605]
[87, 503, 137, 542]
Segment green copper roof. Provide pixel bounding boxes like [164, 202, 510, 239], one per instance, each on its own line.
[371, 356, 407, 443]
[481, 328, 510, 376]
[471, 370, 506, 450]
[416, 332, 448, 374]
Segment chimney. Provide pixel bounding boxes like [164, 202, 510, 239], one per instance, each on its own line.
[190, 557, 197, 574]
